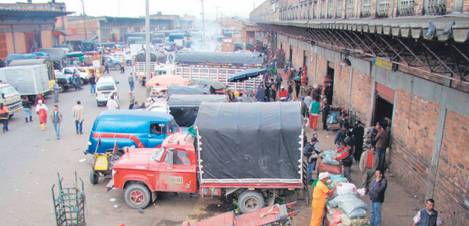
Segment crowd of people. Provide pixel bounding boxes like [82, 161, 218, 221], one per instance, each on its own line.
[257, 47, 441, 226]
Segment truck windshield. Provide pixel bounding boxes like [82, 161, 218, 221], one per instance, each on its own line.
[0, 86, 17, 96]
[151, 148, 164, 161]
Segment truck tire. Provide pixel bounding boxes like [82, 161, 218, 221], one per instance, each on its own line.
[238, 190, 265, 213]
[90, 171, 99, 185]
[124, 183, 151, 209]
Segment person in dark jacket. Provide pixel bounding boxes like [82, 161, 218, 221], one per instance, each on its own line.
[352, 122, 365, 161]
[368, 170, 387, 226]
[334, 126, 347, 146]
[22, 96, 33, 122]
[412, 199, 442, 226]
[303, 136, 320, 182]
[89, 73, 96, 94]
[321, 98, 330, 131]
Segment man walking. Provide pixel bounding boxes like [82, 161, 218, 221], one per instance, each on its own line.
[412, 199, 442, 226]
[72, 101, 84, 135]
[0, 103, 9, 133]
[107, 95, 119, 110]
[374, 122, 388, 172]
[89, 73, 96, 94]
[22, 96, 33, 123]
[128, 73, 135, 92]
[35, 100, 48, 131]
[359, 146, 378, 192]
[53, 82, 60, 103]
[368, 170, 387, 226]
[50, 105, 62, 140]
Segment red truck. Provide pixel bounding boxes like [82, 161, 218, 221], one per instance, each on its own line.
[109, 102, 305, 213]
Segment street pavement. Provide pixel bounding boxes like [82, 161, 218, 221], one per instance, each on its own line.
[0, 70, 224, 226]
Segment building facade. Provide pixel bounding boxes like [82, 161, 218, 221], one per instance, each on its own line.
[0, 2, 68, 60]
[251, 0, 469, 224]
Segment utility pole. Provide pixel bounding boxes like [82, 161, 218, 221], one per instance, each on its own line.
[80, 0, 87, 40]
[201, 0, 206, 48]
[145, 0, 151, 84]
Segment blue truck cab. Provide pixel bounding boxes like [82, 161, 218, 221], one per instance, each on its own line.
[86, 110, 179, 154]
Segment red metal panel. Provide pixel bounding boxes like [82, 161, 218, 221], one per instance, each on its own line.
[376, 82, 394, 103]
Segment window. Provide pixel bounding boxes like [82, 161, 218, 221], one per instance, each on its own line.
[168, 120, 179, 133]
[150, 123, 165, 135]
[165, 149, 190, 165]
[174, 150, 190, 165]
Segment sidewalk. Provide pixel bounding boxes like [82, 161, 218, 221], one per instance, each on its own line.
[292, 123, 421, 226]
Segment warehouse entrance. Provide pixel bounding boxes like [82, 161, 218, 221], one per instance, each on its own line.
[374, 83, 394, 126]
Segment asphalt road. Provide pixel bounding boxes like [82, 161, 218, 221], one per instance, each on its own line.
[0, 70, 225, 226]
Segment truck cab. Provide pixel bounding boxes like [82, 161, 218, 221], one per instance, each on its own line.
[0, 83, 22, 117]
[87, 110, 179, 154]
[111, 133, 197, 209]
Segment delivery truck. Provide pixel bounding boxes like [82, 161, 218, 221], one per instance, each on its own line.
[0, 63, 51, 98]
[108, 102, 305, 213]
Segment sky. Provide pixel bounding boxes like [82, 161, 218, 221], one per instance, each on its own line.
[3, 0, 262, 19]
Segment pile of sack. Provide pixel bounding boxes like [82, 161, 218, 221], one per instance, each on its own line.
[318, 150, 342, 174]
[325, 175, 369, 226]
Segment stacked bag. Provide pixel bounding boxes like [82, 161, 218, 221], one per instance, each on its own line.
[318, 150, 342, 174]
[325, 175, 369, 226]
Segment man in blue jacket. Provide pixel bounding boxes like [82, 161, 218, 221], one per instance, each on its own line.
[368, 170, 387, 226]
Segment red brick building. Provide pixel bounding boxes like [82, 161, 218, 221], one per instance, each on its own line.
[0, 2, 68, 60]
[251, 0, 469, 224]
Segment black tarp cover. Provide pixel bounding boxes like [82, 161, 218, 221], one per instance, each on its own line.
[195, 102, 303, 181]
[168, 95, 227, 127]
[167, 85, 210, 96]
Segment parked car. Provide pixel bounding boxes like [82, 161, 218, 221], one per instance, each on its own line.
[95, 76, 118, 106]
[54, 70, 74, 92]
[63, 67, 89, 84]
[108, 102, 305, 213]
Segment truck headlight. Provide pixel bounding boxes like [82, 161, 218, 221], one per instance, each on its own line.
[112, 169, 116, 177]
[88, 141, 92, 146]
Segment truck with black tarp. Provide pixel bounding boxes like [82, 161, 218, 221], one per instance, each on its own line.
[109, 102, 305, 213]
[167, 94, 227, 127]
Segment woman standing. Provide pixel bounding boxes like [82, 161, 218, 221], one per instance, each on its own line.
[35, 100, 48, 130]
[309, 96, 321, 130]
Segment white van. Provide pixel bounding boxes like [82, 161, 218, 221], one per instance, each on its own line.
[96, 76, 118, 106]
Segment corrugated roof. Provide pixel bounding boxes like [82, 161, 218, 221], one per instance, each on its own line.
[270, 15, 469, 43]
[175, 52, 264, 65]
[0, 7, 70, 19]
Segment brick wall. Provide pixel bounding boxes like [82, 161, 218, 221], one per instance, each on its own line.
[350, 69, 372, 123]
[433, 110, 469, 225]
[390, 89, 440, 197]
[332, 62, 349, 107]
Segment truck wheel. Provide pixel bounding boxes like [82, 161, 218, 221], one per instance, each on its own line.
[238, 190, 265, 213]
[124, 183, 151, 209]
[90, 171, 99, 185]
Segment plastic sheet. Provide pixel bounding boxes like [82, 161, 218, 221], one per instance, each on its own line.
[329, 194, 368, 219]
[336, 183, 357, 196]
[322, 150, 340, 165]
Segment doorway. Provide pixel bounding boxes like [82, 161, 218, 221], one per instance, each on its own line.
[373, 96, 393, 126]
[324, 62, 335, 105]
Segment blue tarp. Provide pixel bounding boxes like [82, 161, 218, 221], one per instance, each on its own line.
[228, 68, 267, 82]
